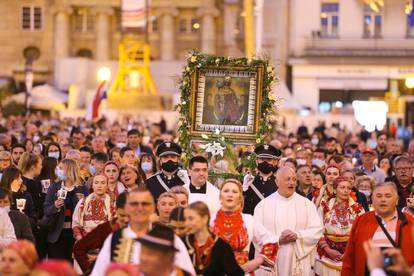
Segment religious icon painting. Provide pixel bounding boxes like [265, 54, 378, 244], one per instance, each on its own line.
[189, 65, 264, 143]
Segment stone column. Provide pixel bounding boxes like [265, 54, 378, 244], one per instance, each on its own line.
[197, 8, 219, 54]
[95, 7, 113, 61]
[53, 5, 72, 60]
[158, 8, 178, 61]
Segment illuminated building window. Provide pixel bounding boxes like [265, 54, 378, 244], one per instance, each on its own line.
[178, 17, 200, 33]
[22, 6, 42, 31]
[363, 4, 382, 38]
[73, 7, 94, 32]
[320, 3, 339, 38]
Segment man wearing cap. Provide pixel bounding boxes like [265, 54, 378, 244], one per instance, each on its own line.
[242, 144, 281, 215]
[145, 142, 188, 201]
[359, 148, 385, 184]
[138, 223, 192, 276]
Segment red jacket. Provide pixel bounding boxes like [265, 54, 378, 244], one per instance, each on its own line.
[341, 211, 414, 276]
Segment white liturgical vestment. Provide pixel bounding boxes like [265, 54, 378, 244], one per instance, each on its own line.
[254, 192, 323, 276]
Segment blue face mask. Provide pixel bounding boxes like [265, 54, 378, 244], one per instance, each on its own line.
[141, 162, 152, 172]
[55, 168, 67, 181]
[89, 164, 97, 175]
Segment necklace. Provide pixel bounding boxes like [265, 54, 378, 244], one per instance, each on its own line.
[333, 202, 350, 228]
[193, 235, 216, 271]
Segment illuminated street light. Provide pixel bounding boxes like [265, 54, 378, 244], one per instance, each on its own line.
[97, 67, 111, 83]
[405, 77, 414, 89]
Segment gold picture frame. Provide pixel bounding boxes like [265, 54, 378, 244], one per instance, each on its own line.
[189, 65, 264, 143]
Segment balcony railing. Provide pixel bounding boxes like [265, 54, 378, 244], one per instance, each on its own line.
[305, 34, 414, 56]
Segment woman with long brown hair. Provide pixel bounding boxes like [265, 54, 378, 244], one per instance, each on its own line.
[211, 179, 278, 275]
[183, 201, 244, 276]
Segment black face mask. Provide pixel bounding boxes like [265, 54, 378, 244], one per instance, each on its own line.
[349, 144, 358, 149]
[257, 161, 275, 174]
[161, 160, 179, 173]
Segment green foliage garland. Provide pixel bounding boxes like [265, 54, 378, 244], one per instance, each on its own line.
[175, 50, 278, 168]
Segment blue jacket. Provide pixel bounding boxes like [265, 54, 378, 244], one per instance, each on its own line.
[43, 182, 89, 243]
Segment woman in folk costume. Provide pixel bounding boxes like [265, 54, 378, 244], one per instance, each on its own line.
[211, 179, 278, 275]
[183, 201, 244, 276]
[72, 174, 114, 240]
[104, 161, 125, 201]
[313, 165, 340, 208]
[315, 176, 364, 276]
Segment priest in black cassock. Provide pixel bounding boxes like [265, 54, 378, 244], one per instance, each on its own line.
[145, 142, 188, 201]
[242, 144, 281, 214]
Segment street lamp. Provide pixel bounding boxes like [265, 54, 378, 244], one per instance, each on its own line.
[405, 77, 414, 89]
[24, 58, 33, 115]
[97, 67, 111, 83]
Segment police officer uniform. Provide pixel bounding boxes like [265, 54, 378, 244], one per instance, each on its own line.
[243, 144, 281, 215]
[145, 142, 185, 201]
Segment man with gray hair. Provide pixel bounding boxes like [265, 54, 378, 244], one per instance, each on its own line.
[342, 182, 414, 276]
[386, 155, 414, 210]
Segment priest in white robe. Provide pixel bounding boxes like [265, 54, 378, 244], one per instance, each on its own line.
[254, 166, 323, 276]
[184, 156, 221, 214]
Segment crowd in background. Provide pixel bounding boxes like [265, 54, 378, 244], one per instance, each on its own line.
[0, 112, 413, 276]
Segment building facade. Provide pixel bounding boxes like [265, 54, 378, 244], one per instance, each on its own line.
[267, 0, 414, 126]
[0, 0, 247, 90]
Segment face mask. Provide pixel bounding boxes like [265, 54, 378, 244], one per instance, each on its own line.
[349, 144, 358, 150]
[0, 206, 10, 213]
[0, 172, 3, 181]
[257, 161, 275, 174]
[48, 152, 60, 160]
[141, 162, 153, 172]
[33, 135, 40, 143]
[312, 159, 326, 168]
[359, 190, 371, 198]
[311, 138, 319, 145]
[55, 168, 67, 181]
[161, 160, 179, 173]
[116, 143, 127, 149]
[89, 164, 97, 175]
[296, 159, 307, 166]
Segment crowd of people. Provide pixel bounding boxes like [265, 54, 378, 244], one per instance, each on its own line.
[0, 112, 413, 276]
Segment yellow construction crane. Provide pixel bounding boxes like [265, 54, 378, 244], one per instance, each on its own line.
[244, 0, 255, 59]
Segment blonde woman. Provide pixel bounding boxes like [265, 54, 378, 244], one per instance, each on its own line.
[42, 158, 89, 261]
[211, 179, 278, 275]
[355, 175, 376, 209]
[157, 192, 177, 225]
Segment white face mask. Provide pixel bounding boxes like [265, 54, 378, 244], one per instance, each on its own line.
[116, 143, 127, 149]
[48, 152, 60, 160]
[311, 138, 319, 145]
[312, 159, 326, 168]
[296, 159, 307, 166]
[0, 206, 10, 212]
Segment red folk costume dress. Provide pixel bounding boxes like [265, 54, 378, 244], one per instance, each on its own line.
[315, 197, 364, 276]
[211, 209, 278, 275]
[72, 193, 114, 239]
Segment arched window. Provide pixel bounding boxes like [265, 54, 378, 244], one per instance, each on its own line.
[76, 48, 93, 59]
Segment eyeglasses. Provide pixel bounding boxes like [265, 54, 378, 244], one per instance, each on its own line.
[127, 201, 153, 207]
[395, 167, 412, 172]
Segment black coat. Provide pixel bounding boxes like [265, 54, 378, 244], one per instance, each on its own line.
[243, 175, 277, 215]
[145, 171, 184, 201]
[8, 210, 35, 242]
[184, 235, 244, 276]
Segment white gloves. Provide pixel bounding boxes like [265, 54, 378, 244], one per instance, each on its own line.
[177, 169, 191, 185]
[242, 172, 254, 192]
